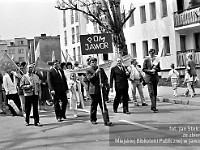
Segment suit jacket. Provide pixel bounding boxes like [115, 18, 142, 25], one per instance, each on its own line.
[84, 66, 108, 95]
[36, 71, 48, 88]
[110, 65, 130, 90]
[0, 72, 3, 91]
[47, 68, 68, 93]
[142, 57, 161, 84]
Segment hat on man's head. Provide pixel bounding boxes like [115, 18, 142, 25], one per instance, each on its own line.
[53, 60, 60, 64]
[90, 57, 97, 62]
[149, 48, 155, 54]
[131, 58, 137, 64]
[27, 64, 34, 69]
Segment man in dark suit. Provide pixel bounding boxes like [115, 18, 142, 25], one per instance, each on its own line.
[143, 49, 161, 113]
[47, 60, 68, 122]
[84, 57, 112, 126]
[110, 58, 130, 114]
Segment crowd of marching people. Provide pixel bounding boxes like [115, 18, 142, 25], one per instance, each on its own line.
[0, 48, 199, 127]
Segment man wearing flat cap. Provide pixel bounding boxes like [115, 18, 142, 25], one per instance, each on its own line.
[84, 57, 112, 126]
[142, 49, 161, 113]
[20, 64, 42, 126]
[47, 60, 68, 122]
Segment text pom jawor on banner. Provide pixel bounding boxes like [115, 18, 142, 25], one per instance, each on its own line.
[80, 33, 113, 55]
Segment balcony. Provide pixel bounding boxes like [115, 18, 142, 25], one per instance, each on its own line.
[174, 6, 200, 28]
[177, 49, 200, 67]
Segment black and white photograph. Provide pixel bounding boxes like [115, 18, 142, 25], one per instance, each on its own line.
[0, 0, 200, 149]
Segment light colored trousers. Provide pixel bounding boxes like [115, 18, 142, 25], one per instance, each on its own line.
[130, 79, 145, 104]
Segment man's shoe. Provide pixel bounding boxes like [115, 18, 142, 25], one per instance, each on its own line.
[105, 122, 112, 126]
[0, 111, 6, 114]
[35, 122, 42, 126]
[62, 116, 67, 119]
[152, 109, 158, 113]
[57, 118, 62, 122]
[123, 111, 131, 114]
[91, 121, 98, 125]
[142, 103, 148, 106]
[25, 122, 29, 126]
[134, 102, 139, 106]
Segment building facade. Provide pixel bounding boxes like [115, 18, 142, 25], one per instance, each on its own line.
[0, 38, 29, 63]
[59, 1, 113, 65]
[58, 0, 200, 78]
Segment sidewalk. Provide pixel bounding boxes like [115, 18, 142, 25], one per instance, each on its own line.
[108, 86, 200, 106]
[157, 86, 200, 106]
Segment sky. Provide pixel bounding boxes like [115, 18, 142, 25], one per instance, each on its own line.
[0, 0, 61, 40]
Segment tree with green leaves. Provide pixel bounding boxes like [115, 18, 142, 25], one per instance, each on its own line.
[56, 0, 135, 56]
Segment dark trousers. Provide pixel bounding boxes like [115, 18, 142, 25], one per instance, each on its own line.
[90, 93, 110, 123]
[113, 88, 129, 112]
[7, 93, 21, 115]
[53, 91, 68, 119]
[147, 81, 158, 110]
[25, 95, 39, 124]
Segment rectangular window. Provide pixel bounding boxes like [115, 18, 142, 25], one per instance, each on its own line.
[76, 25, 80, 43]
[152, 38, 159, 55]
[194, 33, 200, 49]
[71, 10, 74, 24]
[150, 2, 156, 20]
[86, 14, 89, 24]
[8, 49, 15, 54]
[103, 54, 108, 61]
[10, 42, 14, 46]
[93, 22, 98, 33]
[129, 11, 134, 26]
[63, 10, 66, 27]
[18, 49, 24, 54]
[73, 47, 76, 61]
[64, 30, 67, 46]
[142, 40, 148, 57]
[77, 46, 81, 63]
[75, 10, 79, 22]
[130, 43, 137, 58]
[72, 27, 75, 44]
[161, 0, 168, 17]
[140, 5, 146, 23]
[180, 35, 186, 52]
[121, 11, 126, 28]
[18, 57, 24, 62]
[163, 36, 170, 55]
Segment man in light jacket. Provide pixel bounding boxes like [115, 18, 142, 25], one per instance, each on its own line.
[3, 68, 21, 116]
[20, 64, 41, 126]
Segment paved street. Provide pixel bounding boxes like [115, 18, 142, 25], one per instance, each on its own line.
[1, 86, 200, 150]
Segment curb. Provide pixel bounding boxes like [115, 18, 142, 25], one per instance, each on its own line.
[160, 97, 200, 106]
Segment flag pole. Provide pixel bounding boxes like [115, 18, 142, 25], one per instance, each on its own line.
[97, 54, 105, 112]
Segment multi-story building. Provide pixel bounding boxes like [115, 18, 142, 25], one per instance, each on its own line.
[34, 34, 61, 63]
[0, 40, 8, 56]
[1, 38, 29, 63]
[58, 0, 200, 79]
[59, 2, 112, 65]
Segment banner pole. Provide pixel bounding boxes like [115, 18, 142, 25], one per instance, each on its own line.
[97, 54, 105, 112]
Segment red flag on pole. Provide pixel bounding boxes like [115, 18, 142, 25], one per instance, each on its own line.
[0, 52, 19, 73]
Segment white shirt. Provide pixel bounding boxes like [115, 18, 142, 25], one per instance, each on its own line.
[168, 69, 179, 79]
[128, 65, 140, 80]
[3, 73, 18, 95]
